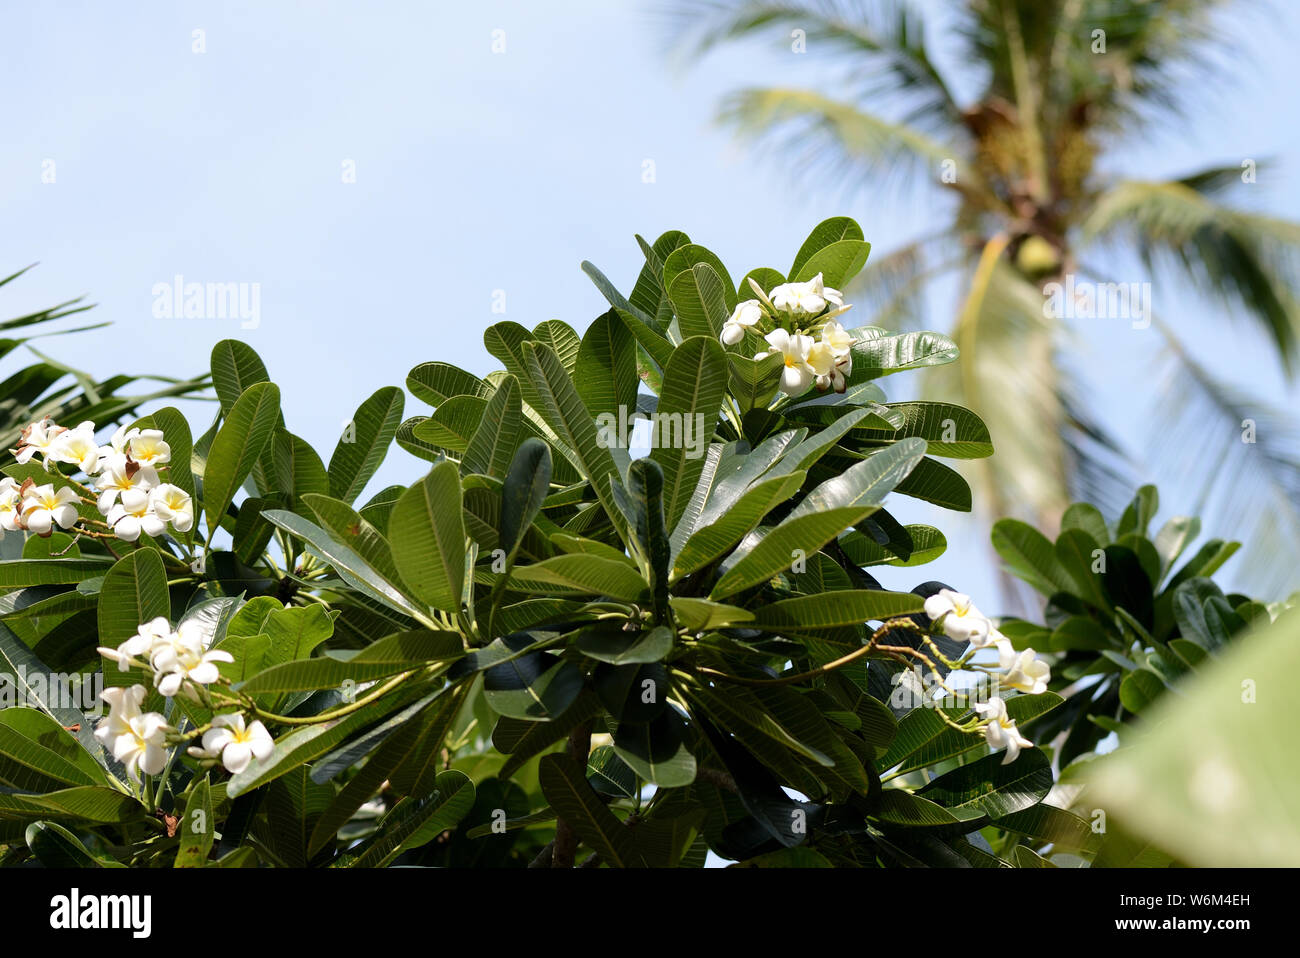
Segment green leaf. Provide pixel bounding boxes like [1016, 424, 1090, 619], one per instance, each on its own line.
[0, 709, 105, 790]
[1091, 611, 1300, 866]
[622, 458, 672, 618]
[662, 244, 737, 310]
[0, 623, 85, 727]
[792, 238, 871, 288]
[175, 777, 214, 867]
[587, 745, 639, 799]
[328, 386, 404, 504]
[307, 715, 428, 858]
[27, 786, 146, 825]
[668, 597, 754, 631]
[649, 336, 727, 529]
[390, 461, 466, 614]
[0, 558, 111, 589]
[272, 430, 330, 511]
[500, 438, 552, 564]
[204, 382, 281, 534]
[406, 362, 490, 407]
[710, 505, 880, 600]
[507, 554, 648, 602]
[885, 693, 1064, 775]
[849, 330, 959, 380]
[462, 375, 522, 478]
[538, 753, 641, 867]
[611, 711, 697, 788]
[991, 519, 1077, 597]
[997, 804, 1099, 855]
[853, 402, 991, 459]
[667, 263, 730, 341]
[210, 340, 271, 413]
[577, 625, 674, 665]
[97, 549, 168, 649]
[1153, 515, 1201, 580]
[304, 493, 403, 587]
[347, 770, 475, 867]
[1061, 502, 1110, 547]
[892, 455, 971, 510]
[227, 684, 441, 796]
[1054, 528, 1111, 609]
[1117, 484, 1159, 539]
[840, 525, 947, 567]
[726, 352, 784, 414]
[789, 216, 864, 279]
[786, 438, 926, 521]
[483, 656, 584, 721]
[1119, 669, 1166, 713]
[751, 590, 925, 634]
[263, 509, 430, 623]
[918, 747, 1053, 821]
[520, 341, 626, 545]
[26, 821, 120, 867]
[673, 470, 805, 579]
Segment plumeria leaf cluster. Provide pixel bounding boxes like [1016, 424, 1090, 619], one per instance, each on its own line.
[0, 219, 1268, 869]
[993, 485, 1297, 765]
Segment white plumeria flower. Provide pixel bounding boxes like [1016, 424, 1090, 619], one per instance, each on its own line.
[97, 616, 173, 671]
[95, 454, 158, 513]
[147, 619, 208, 670]
[998, 641, 1052, 694]
[93, 685, 147, 748]
[924, 589, 998, 647]
[819, 319, 855, 358]
[807, 341, 851, 393]
[97, 424, 136, 462]
[721, 299, 764, 346]
[769, 272, 842, 315]
[111, 712, 172, 782]
[194, 713, 274, 775]
[11, 418, 65, 465]
[51, 421, 102, 475]
[127, 429, 170, 467]
[810, 273, 844, 308]
[20, 483, 80, 535]
[149, 483, 194, 532]
[151, 623, 233, 697]
[756, 328, 816, 395]
[0, 478, 22, 533]
[974, 696, 1033, 765]
[107, 488, 165, 542]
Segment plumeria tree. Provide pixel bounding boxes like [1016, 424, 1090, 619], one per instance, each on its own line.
[0, 218, 1279, 868]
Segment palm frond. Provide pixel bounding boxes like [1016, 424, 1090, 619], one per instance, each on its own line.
[1145, 317, 1300, 598]
[1082, 178, 1300, 368]
[964, 0, 1248, 132]
[716, 86, 984, 204]
[663, 0, 965, 131]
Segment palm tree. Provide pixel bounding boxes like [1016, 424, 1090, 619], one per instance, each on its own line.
[665, 0, 1300, 598]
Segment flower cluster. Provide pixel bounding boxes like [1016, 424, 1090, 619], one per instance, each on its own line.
[95, 617, 271, 777]
[7, 418, 193, 541]
[924, 588, 1053, 764]
[0, 477, 80, 535]
[719, 273, 858, 395]
[98, 617, 233, 698]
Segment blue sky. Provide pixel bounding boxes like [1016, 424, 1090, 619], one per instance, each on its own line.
[3, 0, 1298, 608]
